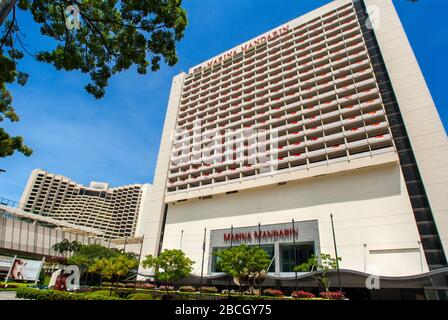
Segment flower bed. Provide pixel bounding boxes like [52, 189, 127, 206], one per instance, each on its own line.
[158, 285, 174, 291]
[200, 286, 218, 293]
[319, 291, 345, 300]
[179, 286, 196, 293]
[140, 283, 155, 289]
[292, 290, 315, 299]
[15, 286, 328, 300]
[262, 289, 284, 297]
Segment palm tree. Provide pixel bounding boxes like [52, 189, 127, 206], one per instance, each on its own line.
[51, 239, 71, 257]
[69, 241, 83, 254]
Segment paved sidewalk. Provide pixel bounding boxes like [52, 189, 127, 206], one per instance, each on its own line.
[0, 291, 24, 300]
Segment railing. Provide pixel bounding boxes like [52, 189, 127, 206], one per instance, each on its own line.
[0, 214, 110, 258]
[0, 197, 20, 209]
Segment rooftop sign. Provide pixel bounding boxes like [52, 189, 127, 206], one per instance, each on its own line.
[191, 25, 291, 73]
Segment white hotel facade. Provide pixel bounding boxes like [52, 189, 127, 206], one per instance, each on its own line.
[141, 0, 448, 282]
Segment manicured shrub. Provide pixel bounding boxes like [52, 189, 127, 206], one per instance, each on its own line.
[128, 293, 156, 300]
[101, 282, 112, 287]
[83, 293, 120, 300]
[116, 283, 127, 288]
[16, 287, 122, 300]
[179, 286, 196, 293]
[125, 283, 136, 288]
[263, 289, 284, 297]
[292, 290, 315, 299]
[90, 290, 117, 297]
[319, 291, 345, 300]
[141, 283, 155, 289]
[200, 286, 218, 294]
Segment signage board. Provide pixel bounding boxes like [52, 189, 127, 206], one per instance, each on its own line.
[0, 255, 14, 269]
[210, 220, 320, 246]
[8, 258, 44, 281]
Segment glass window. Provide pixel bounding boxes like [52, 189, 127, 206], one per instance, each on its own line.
[280, 242, 315, 272]
[211, 244, 276, 273]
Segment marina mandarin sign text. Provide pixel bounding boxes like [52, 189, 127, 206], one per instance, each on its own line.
[194, 25, 291, 72]
[224, 228, 298, 243]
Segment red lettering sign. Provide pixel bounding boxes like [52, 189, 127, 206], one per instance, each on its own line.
[198, 25, 290, 71]
[224, 227, 298, 243]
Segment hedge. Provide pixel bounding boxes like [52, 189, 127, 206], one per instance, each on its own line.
[14, 287, 325, 301]
[16, 287, 122, 300]
[127, 293, 159, 300]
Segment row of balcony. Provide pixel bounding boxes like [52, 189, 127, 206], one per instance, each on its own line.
[177, 71, 375, 129]
[183, 24, 361, 97]
[178, 41, 368, 118]
[175, 84, 380, 143]
[182, 23, 362, 101]
[170, 110, 388, 168]
[184, 4, 356, 86]
[174, 95, 383, 152]
[180, 37, 366, 113]
[170, 112, 387, 170]
[174, 109, 384, 161]
[167, 134, 393, 191]
[178, 60, 372, 130]
[169, 126, 390, 180]
[172, 112, 386, 161]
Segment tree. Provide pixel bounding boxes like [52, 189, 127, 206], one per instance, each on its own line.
[89, 255, 139, 295]
[0, 0, 187, 158]
[51, 239, 83, 257]
[294, 253, 341, 293]
[141, 249, 193, 297]
[214, 245, 271, 295]
[68, 240, 82, 253]
[51, 239, 71, 257]
[67, 243, 120, 279]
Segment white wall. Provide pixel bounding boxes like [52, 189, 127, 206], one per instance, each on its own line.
[364, 0, 448, 260]
[162, 163, 427, 277]
[140, 73, 186, 266]
[135, 183, 153, 237]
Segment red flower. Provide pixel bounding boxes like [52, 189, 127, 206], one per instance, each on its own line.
[319, 291, 345, 300]
[292, 291, 315, 299]
[263, 288, 284, 297]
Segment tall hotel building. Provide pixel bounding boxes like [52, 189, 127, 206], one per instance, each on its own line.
[19, 169, 152, 239]
[141, 0, 448, 284]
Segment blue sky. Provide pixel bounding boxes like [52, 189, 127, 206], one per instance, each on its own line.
[0, 0, 447, 201]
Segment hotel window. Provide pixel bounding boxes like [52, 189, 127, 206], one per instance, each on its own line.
[280, 243, 314, 272]
[211, 244, 275, 273]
